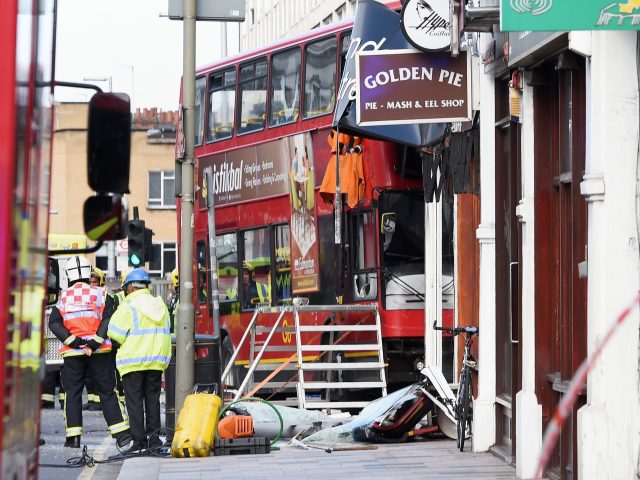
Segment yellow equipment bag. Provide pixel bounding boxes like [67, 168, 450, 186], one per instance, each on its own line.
[170, 392, 222, 457]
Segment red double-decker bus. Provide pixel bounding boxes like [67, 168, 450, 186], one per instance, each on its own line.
[178, 18, 454, 397]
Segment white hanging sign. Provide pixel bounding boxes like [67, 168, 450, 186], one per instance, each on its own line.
[400, 0, 452, 52]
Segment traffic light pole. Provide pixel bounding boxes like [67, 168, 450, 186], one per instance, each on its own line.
[175, 0, 196, 416]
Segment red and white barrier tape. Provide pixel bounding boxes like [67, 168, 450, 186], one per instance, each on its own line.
[535, 291, 640, 480]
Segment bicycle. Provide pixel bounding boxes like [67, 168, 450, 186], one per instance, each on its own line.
[433, 321, 478, 452]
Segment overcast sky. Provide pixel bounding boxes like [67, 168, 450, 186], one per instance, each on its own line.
[54, 0, 242, 112]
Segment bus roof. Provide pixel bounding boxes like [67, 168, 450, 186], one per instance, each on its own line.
[194, 0, 402, 76]
[196, 20, 352, 76]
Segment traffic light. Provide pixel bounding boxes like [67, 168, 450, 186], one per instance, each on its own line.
[143, 228, 154, 263]
[127, 219, 145, 267]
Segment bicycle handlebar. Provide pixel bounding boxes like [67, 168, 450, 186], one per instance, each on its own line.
[432, 320, 478, 336]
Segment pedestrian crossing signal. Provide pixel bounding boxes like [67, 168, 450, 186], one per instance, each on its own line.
[144, 228, 154, 263]
[128, 219, 145, 267]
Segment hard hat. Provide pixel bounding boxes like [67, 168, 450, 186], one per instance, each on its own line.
[122, 268, 151, 287]
[64, 256, 92, 284]
[171, 268, 179, 288]
[91, 267, 105, 287]
[242, 260, 254, 272]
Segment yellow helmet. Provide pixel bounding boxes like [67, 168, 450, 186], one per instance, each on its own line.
[120, 267, 133, 288]
[171, 267, 179, 288]
[242, 260, 254, 272]
[91, 267, 105, 286]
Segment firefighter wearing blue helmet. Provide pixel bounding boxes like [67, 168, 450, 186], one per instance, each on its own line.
[108, 268, 172, 453]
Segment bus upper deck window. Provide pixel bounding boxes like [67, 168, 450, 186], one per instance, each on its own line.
[339, 32, 351, 76]
[207, 69, 236, 142]
[194, 77, 206, 146]
[269, 48, 301, 126]
[238, 59, 267, 135]
[303, 37, 337, 119]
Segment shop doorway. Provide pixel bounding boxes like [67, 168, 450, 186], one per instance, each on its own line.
[533, 55, 587, 480]
[493, 78, 522, 463]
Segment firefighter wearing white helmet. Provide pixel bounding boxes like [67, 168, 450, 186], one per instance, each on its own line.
[108, 268, 172, 453]
[48, 255, 132, 449]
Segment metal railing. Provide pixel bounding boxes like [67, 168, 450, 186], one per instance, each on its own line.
[150, 279, 173, 305]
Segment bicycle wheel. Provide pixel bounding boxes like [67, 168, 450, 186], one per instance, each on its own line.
[457, 369, 470, 452]
[464, 370, 473, 450]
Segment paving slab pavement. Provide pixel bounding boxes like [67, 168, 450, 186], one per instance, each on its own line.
[117, 439, 516, 480]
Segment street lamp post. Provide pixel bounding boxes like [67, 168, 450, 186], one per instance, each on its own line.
[83, 76, 112, 92]
[117, 64, 135, 111]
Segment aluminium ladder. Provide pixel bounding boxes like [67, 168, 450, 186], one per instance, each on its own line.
[224, 304, 387, 412]
[293, 304, 387, 411]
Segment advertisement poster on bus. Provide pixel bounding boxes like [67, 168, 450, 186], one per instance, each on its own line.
[286, 133, 320, 293]
[199, 141, 290, 208]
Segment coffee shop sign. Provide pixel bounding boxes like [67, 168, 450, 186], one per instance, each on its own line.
[356, 49, 470, 126]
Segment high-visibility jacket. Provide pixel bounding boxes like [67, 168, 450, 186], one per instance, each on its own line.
[256, 282, 271, 305]
[115, 290, 125, 306]
[53, 283, 112, 357]
[107, 288, 172, 377]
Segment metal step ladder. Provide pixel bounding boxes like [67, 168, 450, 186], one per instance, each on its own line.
[294, 304, 387, 411]
[225, 306, 298, 403]
[247, 308, 298, 402]
[223, 304, 387, 412]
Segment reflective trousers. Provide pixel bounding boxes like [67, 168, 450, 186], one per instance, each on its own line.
[41, 369, 64, 402]
[61, 353, 129, 438]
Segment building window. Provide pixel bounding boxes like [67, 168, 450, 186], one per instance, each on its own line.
[148, 171, 176, 208]
[335, 3, 346, 21]
[148, 241, 177, 278]
[323, 14, 332, 25]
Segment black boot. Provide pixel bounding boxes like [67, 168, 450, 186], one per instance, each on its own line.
[116, 431, 133, 449]
[64, 436, 80, 448]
